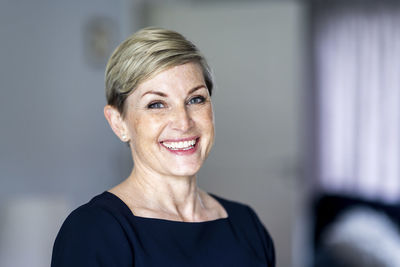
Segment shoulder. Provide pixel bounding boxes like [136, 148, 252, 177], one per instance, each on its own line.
[56, 192, 125, 236]
[211, 194, 260, 222]
[212, 194, 276, 266]
[51, 192, 133, 266]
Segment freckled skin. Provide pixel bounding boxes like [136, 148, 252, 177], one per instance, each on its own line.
[123, 62, 215, 179]
[104, 62, 226, 221]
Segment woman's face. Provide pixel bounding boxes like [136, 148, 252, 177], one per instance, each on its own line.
[122, 62, 214, 178]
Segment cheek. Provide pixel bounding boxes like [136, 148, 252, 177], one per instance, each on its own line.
[130, 114, 164, 143]
[198, 106, 215, 137]
[128, 116, 141, 141]
[206, 105, 215, 128]
[201, 109, 215, 155]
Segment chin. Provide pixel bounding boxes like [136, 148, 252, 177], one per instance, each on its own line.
[166, 164, 202, 178]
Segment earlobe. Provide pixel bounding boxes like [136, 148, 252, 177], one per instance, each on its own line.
[104, 105, 129, 142]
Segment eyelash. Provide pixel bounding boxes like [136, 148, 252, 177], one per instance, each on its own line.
[147, 102, 165, 109]
[188, 96, 206, 105]
[147, 96, 206, 109]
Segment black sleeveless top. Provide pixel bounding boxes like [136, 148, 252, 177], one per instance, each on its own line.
[51, 192, 275, 267]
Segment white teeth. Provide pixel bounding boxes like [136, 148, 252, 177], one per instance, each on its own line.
[163, 139, 196, 150]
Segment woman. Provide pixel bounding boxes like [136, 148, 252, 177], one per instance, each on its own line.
[51, 27, 275, 267]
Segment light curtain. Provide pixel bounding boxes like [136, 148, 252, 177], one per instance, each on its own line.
[314, 1, 400, 203]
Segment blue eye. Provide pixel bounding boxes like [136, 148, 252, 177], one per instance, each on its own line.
[188, 96, 205, 105]
[147, 102, 165, 109]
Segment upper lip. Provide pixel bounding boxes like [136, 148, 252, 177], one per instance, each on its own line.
[160, 136, 199, 143]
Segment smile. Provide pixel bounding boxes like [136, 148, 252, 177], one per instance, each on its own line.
[161, 139, 197, 151]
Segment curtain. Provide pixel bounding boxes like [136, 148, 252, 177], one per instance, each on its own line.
[313, 0, 400, 203]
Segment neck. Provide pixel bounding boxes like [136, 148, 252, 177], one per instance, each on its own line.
[122, 164, 205, 221]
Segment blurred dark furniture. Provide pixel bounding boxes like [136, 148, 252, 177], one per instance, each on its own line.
[312, 194, 400, 266]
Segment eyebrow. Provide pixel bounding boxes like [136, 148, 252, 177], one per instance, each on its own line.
[140, 85, 206, 98]
[141, 90, 167, 98]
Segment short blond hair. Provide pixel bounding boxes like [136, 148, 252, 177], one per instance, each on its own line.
[105, 27, 213, 116]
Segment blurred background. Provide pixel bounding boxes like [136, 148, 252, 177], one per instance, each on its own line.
[1, 0, 400, 266]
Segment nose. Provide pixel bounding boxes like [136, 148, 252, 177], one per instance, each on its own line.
[170, 105, 193, 132]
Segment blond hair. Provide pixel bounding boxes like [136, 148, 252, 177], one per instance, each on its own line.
[105, 27, 213, 116]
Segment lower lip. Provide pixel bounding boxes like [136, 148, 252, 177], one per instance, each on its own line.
[161, 138, 199, 156]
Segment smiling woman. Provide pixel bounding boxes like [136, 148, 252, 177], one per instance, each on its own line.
[115, 63, 215, 181]
[51, 27, 275, 267]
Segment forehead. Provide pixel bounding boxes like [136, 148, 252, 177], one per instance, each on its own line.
[134, 62, 206, 95]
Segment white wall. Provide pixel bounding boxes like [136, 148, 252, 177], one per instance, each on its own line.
[146, 2, 307, 266]
[0, 1, 133, 266]
[0, 0, 132, 205]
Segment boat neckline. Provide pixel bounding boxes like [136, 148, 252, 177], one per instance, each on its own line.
[103, 191, 230, 224]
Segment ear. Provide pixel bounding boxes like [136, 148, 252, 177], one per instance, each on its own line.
[104, 105, 130, 142]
